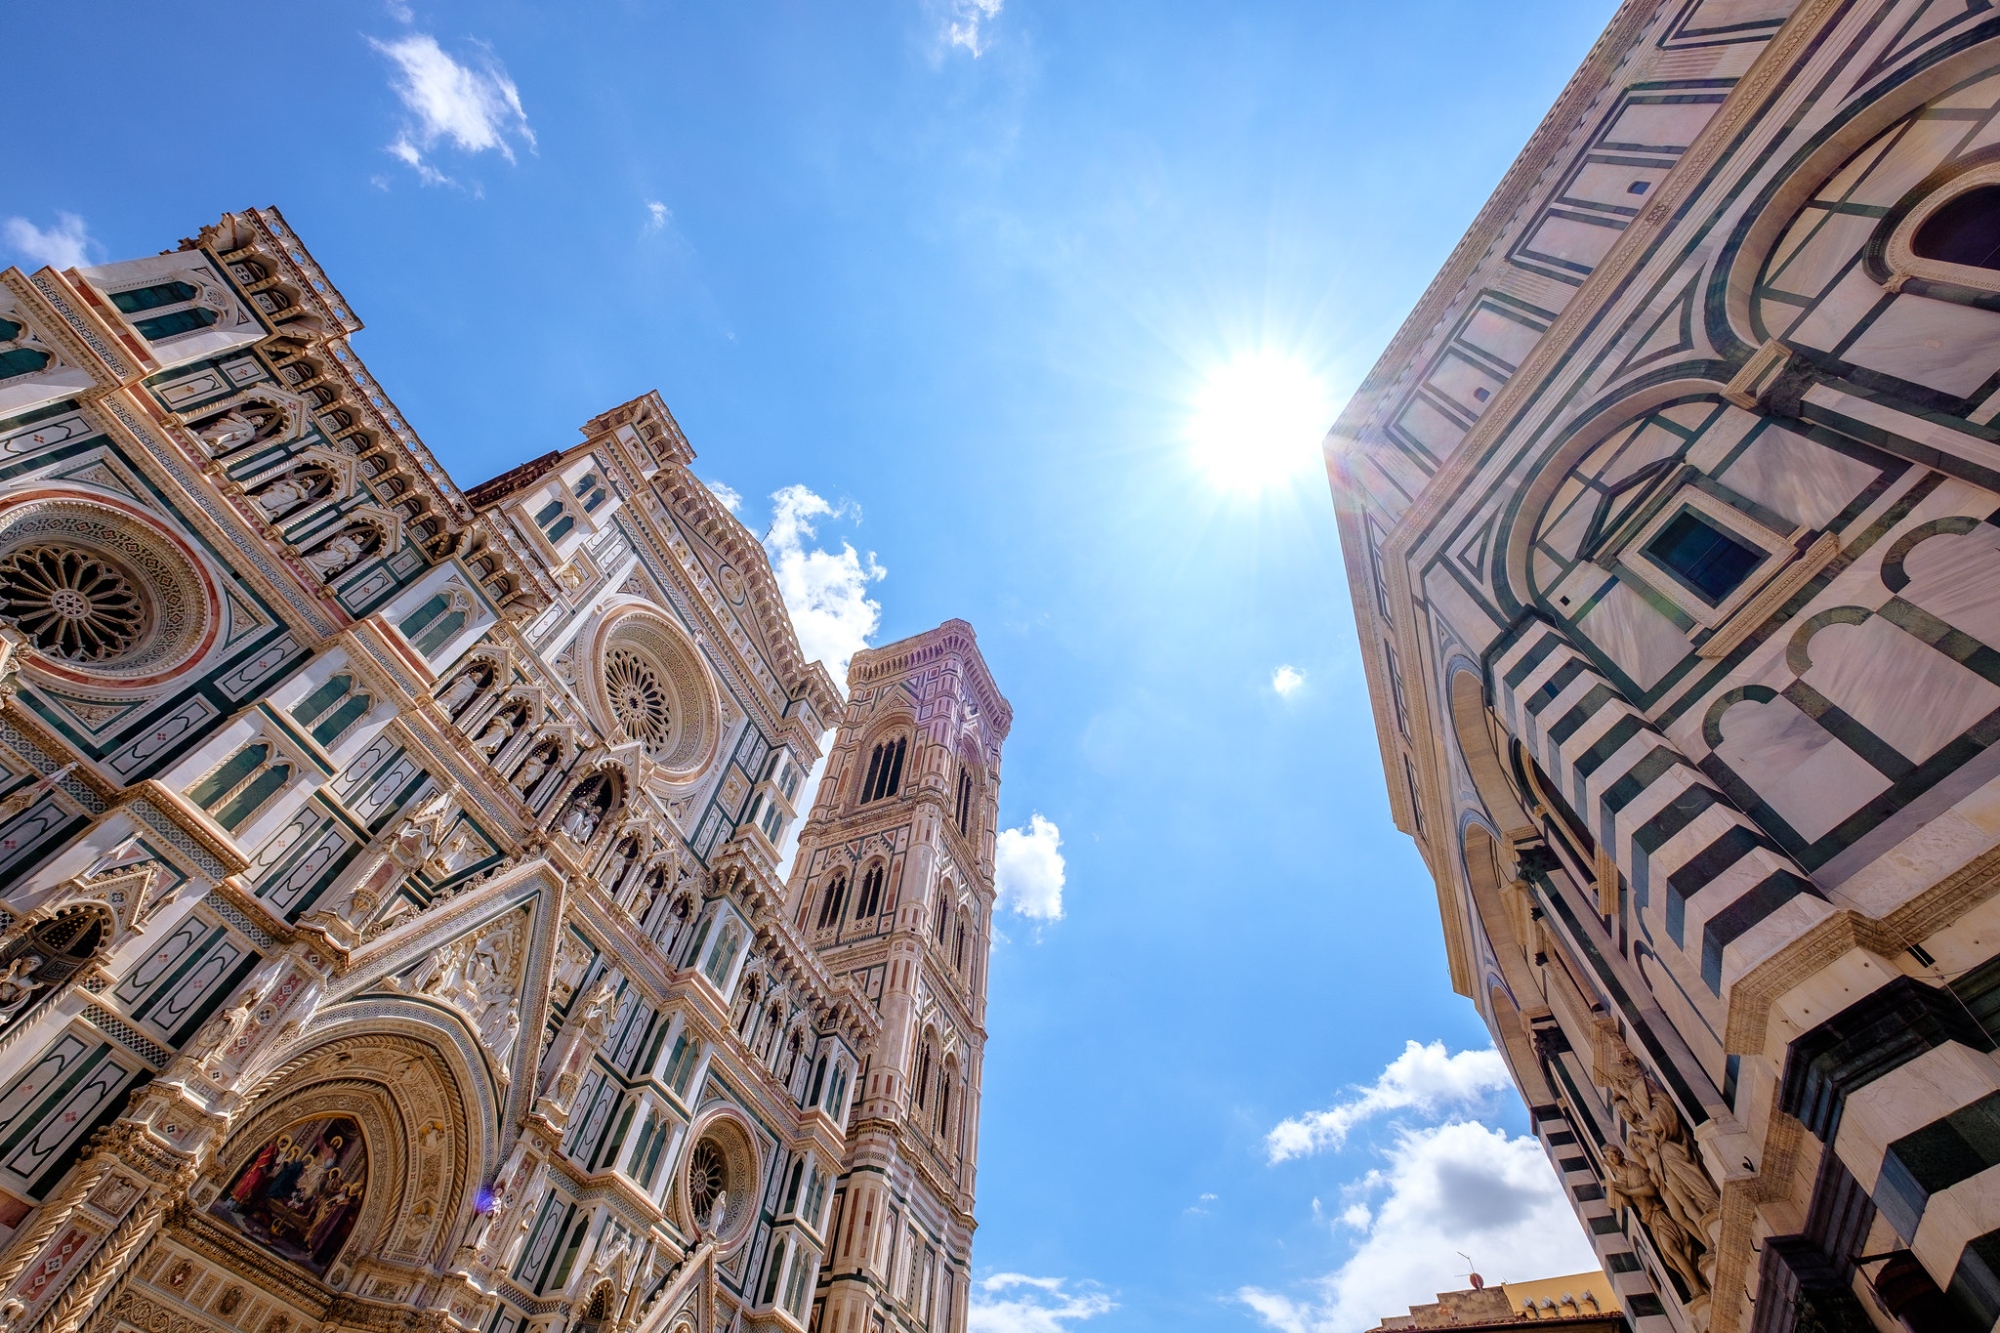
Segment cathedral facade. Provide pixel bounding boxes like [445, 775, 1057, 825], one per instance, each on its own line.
[1330, 5, 2000, 1333]
[0, 207, 1005, 1333]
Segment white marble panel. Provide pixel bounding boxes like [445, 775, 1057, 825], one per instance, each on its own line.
[1718, 425, 1878, 529]
[1782, 267, 1886, 351]
[1462, 306, 1544, 370]
[1714, 692, 1890, 842]
[1904, 524, 2000, 646]
[1523, 213, 1622, 272]
[1835, 1041, 2000, 1191]
[1912, 1161, 2000, 1285]
[1602, 100, 1722, 152]
[1579, 578, 1688, 690]
[1805, 615, 2000, 763]
[1845, 116, 1974, 210]
[1761, 210, 1877, 302]
[1844, 294, 2000, 398]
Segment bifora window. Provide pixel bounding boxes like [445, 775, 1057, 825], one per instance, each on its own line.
[1643, 511, 1765, 604]
[859, 736, 906, 804]
[1913, 184, 2000, 270]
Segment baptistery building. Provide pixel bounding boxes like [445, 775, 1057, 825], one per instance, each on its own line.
[0, 207, 1006, 1333]
[1331, 4, 2000, 1333]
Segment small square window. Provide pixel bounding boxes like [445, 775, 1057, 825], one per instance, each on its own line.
[1645, 510, 1764, 603]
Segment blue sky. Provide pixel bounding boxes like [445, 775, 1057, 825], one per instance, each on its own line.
[3, 3, 1620, 1329]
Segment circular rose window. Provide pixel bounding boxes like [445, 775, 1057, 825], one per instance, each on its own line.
[606, 645, 673, 751]
[676, 1112, 759, 1251]
[0, 546, 149, 661]
[0, 499, 211, 681]
[588, 606, 720, 781]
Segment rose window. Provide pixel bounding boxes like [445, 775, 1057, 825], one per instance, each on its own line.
[0, 545, 148, 662]
[606, 646, 673, 752]
[688, 1138, 726, 1225]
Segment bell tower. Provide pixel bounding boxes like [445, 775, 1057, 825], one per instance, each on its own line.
[788, 620, 1010, 1333]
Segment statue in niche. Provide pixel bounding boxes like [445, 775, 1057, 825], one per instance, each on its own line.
[197, 411, 259, 452]
[556, 772, 616, 844]
[210, 1116, 367, 1276]
[253, 466, 329, 520]
[512, 745, 554, 797]
[305, 527, 370, 579]
[437, 669, 487, 717]
[0, 957, 44, 1030]
[472, 710, 518, 757]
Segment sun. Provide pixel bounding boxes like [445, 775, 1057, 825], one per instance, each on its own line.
[1187, 351, 1334, 494]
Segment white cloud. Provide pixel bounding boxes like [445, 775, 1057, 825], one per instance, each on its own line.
[943, 0, 1005, 54]
[1239, 1121, 1598, 1333]
[646, 200, 671, 232]
[762, 484, 885, 681]
[969, 1274, 1113, 1333]
[995, 814, 1065, 920]
[370, 33, 533, 183]
[1272, 664, 1306, 697]
[2, 213, 92, 269]
[384, 0, 414, 21]
[705, 479, 742, 513]
[1266, 1041, 1511, 1163]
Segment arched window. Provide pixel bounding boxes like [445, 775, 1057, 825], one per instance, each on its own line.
[934, 894, 951, 942]
[0, 348, 49, 381]
[133, 307, 218, 342]
[189, 741, 292, 833]
[913, 1040, 934, 1110]
[400, 592, 469, 657]
[1913, 184, 2000, 270]
[293, 672, 373, 748]
[854, 863, 885, 920]
[858, 736, 907, 804]
[953, 915, 967, 972]
[575, 473, 609, 512]
[815, 872, 847, 930]
[955, 767, 973, 831]
[937, 1058, 956, 1138]
[662, 1030, 703, 1096]
[110, 281, 199, 313]
[534, 499, 575, 544]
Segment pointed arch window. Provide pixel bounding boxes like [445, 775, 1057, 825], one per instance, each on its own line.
[534, 499, 575, 544]
[0, 348, 49, 381]
[858, 736, 907, 804]
[934, 894, 951, 943]
[913, 1040, 934, 1110]
[574, 472, 609, 512]
[188, 740, 293, 833]
[110, 281, 199, 313]
[954, 767, 974, 831]
[401, 591, 471, 657]
[293, 672, 374, 748]
[815, 872, 848, 930]
[854, 863, 885, 920]
[953, 915, 967, 972]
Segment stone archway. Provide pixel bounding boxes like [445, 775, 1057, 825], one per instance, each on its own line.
[99, 1030, 480, 1333]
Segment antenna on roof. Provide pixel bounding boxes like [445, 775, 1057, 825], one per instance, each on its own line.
[1457, 1253, 1484, 1289]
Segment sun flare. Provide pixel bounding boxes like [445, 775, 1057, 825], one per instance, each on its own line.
[1187, 351, 1333, 493]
